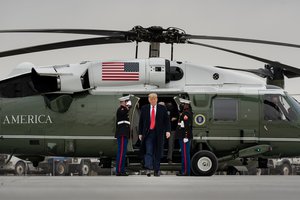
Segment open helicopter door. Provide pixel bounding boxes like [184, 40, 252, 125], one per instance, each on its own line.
[127, 95, 140, 152]
[173, 96, 181, 107]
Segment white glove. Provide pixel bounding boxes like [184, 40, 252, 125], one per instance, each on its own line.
[126, 101, 132, 106]
[183, 138, 189, 143]
[180, 121, 184, 128]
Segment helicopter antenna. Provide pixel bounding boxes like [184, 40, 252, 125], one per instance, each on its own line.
[135, 41, 139, 59]
[171, 43, 174, 61]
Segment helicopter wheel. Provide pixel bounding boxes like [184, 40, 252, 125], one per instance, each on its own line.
[80, 160, 91, 176]
[280, 163, 292, 175]
[55, 162, 67, 176]
[191, 150, 218, 176]
[15, 161, 27, 176]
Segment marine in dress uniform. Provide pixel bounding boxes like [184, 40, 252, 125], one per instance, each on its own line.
[115, 96, 131, 176]
[175, 98, 193, 176]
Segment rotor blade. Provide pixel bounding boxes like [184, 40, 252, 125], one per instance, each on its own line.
[188, 41, 300, 78]
[0, 36, 130, 58]
[215, 66, 272, 78]
[184, 34, 300, 49]
[0, 29, 132, 36]
[283, 70, 300, 78]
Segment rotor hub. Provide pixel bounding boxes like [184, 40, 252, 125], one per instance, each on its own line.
[129, 26, 186, 44]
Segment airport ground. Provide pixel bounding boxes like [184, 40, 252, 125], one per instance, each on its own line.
[0, 175, 299, 200]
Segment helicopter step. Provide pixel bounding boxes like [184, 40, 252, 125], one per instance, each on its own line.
[126, 162, 181, 173]
[218, 144, 272, 163]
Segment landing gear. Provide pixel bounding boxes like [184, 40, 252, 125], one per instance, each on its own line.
[227, 167, 241, 175]
[100, 158, 112, 168]
[15, 161, 27, 175]
[280, 163, 292, 175]
[191, 150, 218, 176]
[55, 162, 67, 176]
[80, 161, 91, 176]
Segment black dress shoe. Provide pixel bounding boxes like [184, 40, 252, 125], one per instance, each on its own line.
[146, 170, 151, 177]
[154, 171, 160, 177]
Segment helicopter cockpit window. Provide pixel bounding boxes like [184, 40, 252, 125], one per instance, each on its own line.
[263, 94, 296, 121]
[263, 95, 282, 121]
[213, 98, 238, 121]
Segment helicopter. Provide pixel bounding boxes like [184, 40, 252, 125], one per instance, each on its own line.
[0, 26, 300, 176]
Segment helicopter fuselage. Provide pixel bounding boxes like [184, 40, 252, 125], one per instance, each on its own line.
[1, 58, 300, 174]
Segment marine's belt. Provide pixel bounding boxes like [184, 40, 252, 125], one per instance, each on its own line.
[117, 120, 130, 125]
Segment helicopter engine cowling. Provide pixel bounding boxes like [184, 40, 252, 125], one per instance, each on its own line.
[31, 63, 90, 94]
[88, 58, 170, 89]
[0, 58, 177, 98]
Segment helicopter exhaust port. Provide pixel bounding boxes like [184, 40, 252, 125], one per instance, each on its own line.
[31, 68, 60, 93]
[31, 63, 91, 93]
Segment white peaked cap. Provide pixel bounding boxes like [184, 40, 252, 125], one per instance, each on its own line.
[179, 98, 191, 104]
[119, 95, 130, 101]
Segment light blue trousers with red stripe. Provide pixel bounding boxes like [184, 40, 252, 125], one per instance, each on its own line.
[179, 139, 191, 175]
[116, 136, 128, 174]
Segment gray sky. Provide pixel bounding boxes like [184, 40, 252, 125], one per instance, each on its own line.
[1, 0, 300, 97]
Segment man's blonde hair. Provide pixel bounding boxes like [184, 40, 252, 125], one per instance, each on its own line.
[148, 93, 158, 99]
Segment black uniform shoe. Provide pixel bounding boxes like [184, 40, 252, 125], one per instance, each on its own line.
[154, 171, 160, 177]
[176, 172, 188, 176]
[120, 172, 129, 176]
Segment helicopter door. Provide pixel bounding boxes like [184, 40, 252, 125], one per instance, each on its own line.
[127, 95, 140, 152]
[259, 93, 300, 155]
[0, 98, 1, 136]
[173, 96, 181, 107]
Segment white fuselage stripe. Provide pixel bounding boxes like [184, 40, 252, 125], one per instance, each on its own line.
[194, 136, 300, 142]
[1, 135, 300, 142]
[0, 135, 115, 140]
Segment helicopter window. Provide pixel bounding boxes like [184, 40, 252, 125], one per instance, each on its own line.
[213, 98, 238, 121]
[280, 96, 293, 120]
[264, 94, 299, 121]
[263, 94, 296, 121]
[285, 94, 300, 121]
[0, 73, 39, 98]
[263, 95, 283, 121]
[193, 94, 209, 107]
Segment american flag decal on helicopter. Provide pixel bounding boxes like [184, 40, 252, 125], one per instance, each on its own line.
[101, 62, 139, 81]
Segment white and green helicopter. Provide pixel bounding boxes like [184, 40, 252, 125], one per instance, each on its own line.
[0, 26, 300, 176]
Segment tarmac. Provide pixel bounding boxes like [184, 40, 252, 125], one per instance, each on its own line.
[0, 175, 300, 200]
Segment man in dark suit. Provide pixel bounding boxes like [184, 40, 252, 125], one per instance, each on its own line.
[139, 93, 171, 177]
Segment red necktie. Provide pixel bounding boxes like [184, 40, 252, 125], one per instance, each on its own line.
[150, 105, 156, 130]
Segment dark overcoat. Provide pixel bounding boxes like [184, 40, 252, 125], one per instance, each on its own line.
[139, 104, 171, 158]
